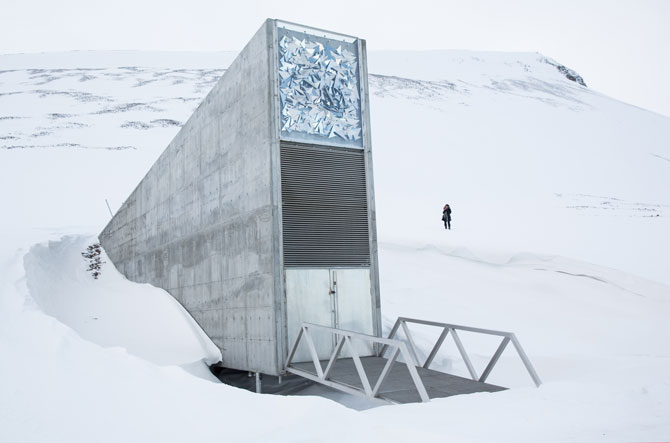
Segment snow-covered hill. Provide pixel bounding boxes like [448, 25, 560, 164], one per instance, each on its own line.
[2, 50, 668, 282]
[1, 50, 669, 442]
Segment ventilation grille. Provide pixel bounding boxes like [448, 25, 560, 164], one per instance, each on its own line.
[281, 143, 370, 267]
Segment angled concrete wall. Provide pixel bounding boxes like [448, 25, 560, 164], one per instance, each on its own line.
[102, 20, 382, 377]
[100, 20, 280, 374]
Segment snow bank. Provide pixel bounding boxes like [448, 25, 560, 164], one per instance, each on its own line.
[2, 233, 669, 442]
[23, 235, 220, 366]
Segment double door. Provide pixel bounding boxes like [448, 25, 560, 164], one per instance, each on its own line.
[286, 268, 374, 362]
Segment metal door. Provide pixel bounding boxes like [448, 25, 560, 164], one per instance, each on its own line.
[285, 268, 374, 363]
[333, 269, 374, 357]
[286, 269, 334, 362]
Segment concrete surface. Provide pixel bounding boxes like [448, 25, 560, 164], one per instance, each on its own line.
[100, 19, 281, 374]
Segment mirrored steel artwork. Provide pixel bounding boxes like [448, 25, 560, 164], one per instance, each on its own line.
[278, 32, 362, 145]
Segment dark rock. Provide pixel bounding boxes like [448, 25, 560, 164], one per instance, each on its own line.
[542, 58, 587, 87]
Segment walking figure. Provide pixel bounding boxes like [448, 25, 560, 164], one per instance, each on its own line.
[442, 204, 452, 230]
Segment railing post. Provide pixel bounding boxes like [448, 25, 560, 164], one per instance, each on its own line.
[323, 335, 345, 380]
[284, 325, 304, 368]
[423, 326, 450, 369]
[302, 326, 324, 379]
[380, 317, 402, 356]
[345, 335, 373, 396]
[400, 320, 422, 367]
[479, 336, 510, 383]
[450, 328, 478, 380]
[509, 334, 542, 387]
[372, 346, 400, 397]
[398, 343, 430, 402]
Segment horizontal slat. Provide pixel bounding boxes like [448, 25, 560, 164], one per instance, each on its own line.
[281, 142, 370, 267]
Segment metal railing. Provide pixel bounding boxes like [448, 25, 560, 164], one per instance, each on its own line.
[284, 322, 430, 402]
[381, 317, 542, 387]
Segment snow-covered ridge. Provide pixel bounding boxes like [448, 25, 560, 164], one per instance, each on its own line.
[0, 50, 587, 153]
[0, 50, 237, 69]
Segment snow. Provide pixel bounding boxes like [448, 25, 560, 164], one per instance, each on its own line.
[23, 235, 220, 366]
[1, 50, 669, 442]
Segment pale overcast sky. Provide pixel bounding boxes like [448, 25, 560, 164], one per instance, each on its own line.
[2, 0, 669, 117]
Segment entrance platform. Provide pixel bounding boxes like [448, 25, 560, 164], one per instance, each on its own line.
[213, 318, 540, 405]
[284, 318, 541, 404]
[291, 356, 505, 404]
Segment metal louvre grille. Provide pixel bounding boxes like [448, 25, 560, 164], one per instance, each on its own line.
[280, 142, 370, 267]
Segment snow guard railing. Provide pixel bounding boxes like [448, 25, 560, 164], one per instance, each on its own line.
[284, 317, 541, 403]
[382, 317, 542, 388]
[285, 322, 431, 402]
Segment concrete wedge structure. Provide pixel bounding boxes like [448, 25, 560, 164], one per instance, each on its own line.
[100, 19, 381, 376]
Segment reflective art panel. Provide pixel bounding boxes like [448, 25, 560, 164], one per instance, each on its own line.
[278, 28, 362, 147]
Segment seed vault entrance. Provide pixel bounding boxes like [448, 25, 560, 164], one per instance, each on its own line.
[100, 19, 541, 404]
[280, 142, 376, 362]
[285, 269, 374, 361]
[100, 19, 382, 377]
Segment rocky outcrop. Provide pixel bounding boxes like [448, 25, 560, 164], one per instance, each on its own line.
[543, 58, 587, 86]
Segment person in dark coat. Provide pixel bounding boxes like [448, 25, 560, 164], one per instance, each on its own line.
[442, 204, 452, 230]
